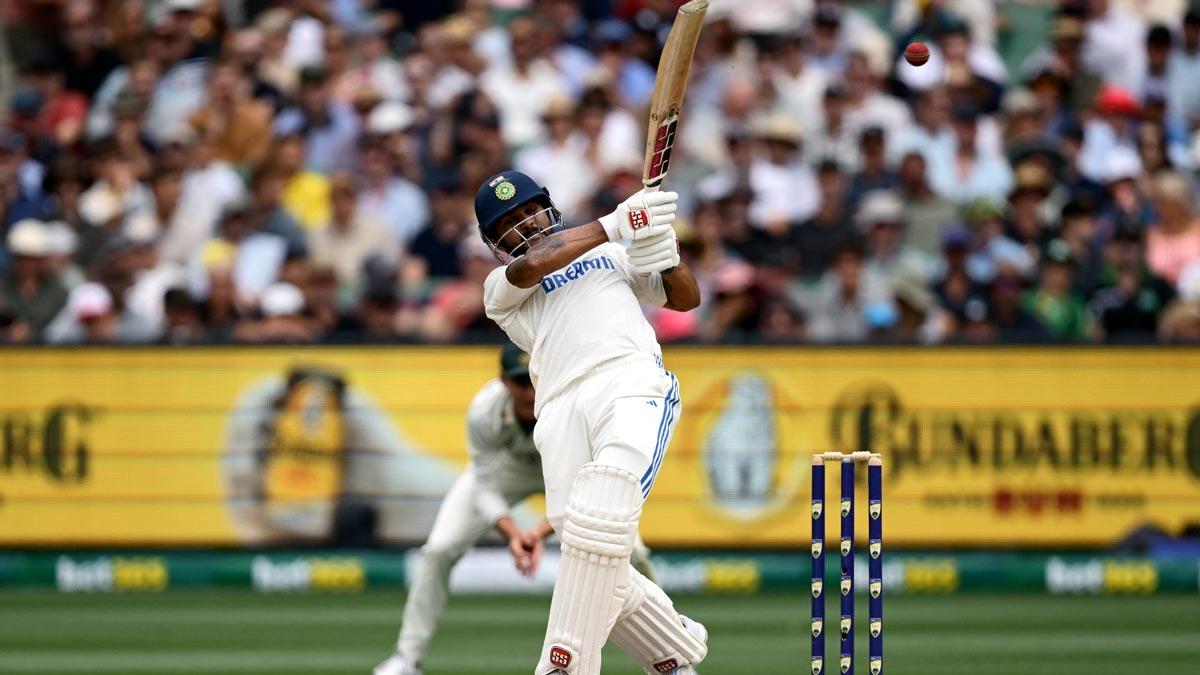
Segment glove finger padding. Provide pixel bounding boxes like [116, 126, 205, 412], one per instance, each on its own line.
[633, 255, 679, 275]
[629, 233, 678, 256]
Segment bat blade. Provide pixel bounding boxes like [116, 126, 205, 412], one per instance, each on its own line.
[642, 0, 708, 191]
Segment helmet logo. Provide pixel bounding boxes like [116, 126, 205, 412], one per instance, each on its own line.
[495, 181, 517, 201]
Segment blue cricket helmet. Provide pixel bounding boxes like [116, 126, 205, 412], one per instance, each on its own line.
[474, 171, 557, 247]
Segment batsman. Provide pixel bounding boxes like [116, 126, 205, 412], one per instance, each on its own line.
[373, 343, 658, 675]
[477, 166, 706, 675]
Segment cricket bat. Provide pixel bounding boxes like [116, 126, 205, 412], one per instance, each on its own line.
[642, 0, 709, 192]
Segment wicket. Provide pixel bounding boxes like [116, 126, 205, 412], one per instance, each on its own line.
[811, 452, 883, 675]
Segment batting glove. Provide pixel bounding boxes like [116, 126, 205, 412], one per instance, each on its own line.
[629, 229, 680, 275]
[599, 189, 679, 242]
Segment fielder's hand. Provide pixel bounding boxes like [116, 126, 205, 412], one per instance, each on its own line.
[599, 189, 679, 242]
[508, 529, 544, 578]
[630, 228, 680, 275]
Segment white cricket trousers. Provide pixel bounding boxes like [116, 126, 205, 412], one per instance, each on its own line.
[533, 353, 681, 530]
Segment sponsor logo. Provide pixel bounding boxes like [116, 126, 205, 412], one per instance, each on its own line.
[540, 255, 616, 294]
[812, 542, 823, 558]
[869, 500, 881, 519]
[550, 646, 572, 668]
[811, 657, 824, 675]
[840, 617, 852, 637]
[840, 655, 852, 673]
[811, 618, 823, 637]
[1, 403, 97, 484]
[841, 578, 852, 596]
[828, 382, 1200, 481]
[870, 657, 882, 675]
[56, 556, 167, 593]
[870, 540, 881, 559]
[841, 499, 852, 517]
[812, 500, 823, 519]
[252, 556, 365, 592]
[628, 208, 650, 230]
[870, 580, 882, 598]
[494, 181, 517, 201]
[488, 175, 506, 187]
[870, 619, 882, 638]
[840, 539, 851, 556]
[653, 658, 679, 672]
[812, 579, 823, 598]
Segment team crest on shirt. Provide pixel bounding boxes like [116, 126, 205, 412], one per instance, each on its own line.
[495, 180, 517, 200]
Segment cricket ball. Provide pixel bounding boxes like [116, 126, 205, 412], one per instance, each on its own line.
[905, 41, 929, 67]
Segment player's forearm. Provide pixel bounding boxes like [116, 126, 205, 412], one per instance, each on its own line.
[532, 519, 556, 540]
[494, 515, 521, 543]
[505, 222, 608, 288]
[661, 262, 701, 311]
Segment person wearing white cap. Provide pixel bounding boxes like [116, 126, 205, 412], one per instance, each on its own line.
[231, 282, 316, 343]
[857, 189, 935, 288]
[2, 219, 68, 342]
[43, 283, 117, 345]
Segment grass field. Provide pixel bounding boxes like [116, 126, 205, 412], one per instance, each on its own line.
[0, 590, 1197, 674]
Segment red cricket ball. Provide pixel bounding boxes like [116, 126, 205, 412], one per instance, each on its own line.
[905, 41, 930, 67]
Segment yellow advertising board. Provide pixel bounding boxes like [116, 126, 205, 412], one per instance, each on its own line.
[1, 347, 1198, 547]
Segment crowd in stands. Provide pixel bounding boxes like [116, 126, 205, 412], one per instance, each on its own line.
[2, 0, 1200, 345]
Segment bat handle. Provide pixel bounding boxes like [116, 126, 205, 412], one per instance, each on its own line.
[642, 182, 661, 194]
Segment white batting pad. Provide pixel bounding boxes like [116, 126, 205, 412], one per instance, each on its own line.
[608, 567, 708, 674]
[535, 464, 643, 675]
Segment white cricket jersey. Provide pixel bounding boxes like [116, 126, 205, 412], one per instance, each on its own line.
[483, 242, 668, 415]
[466, 378, 544, 522]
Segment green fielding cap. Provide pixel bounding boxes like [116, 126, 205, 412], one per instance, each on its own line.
[500, 342, 531, 378]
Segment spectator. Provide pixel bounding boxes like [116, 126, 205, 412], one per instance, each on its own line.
[929, 103, 1013, 203]
[1083, 0, 1147, 92]
[897, 150, 958, 257]
[990, 273, 1051, 342]
[1023, 239, 1095, 342]
[803, 240, 891, 342]
[1158, 299, 1200, 342]
[272, 66, 361, 175]
[858, 189, 933, 287]
[309, 174, 398, 289]
[962, 198, 1035, 283]
[356, 142, 429, 248]
[794, 160, 854, 282]
[1079, 85, 1142, 183]
[232, 281, 315, 344]
[747, 113, 820, 231]
[1089, 224, 1174, 342]
[514, 97, 597, 215]
[2, 219, 68, 342]
[849, 126, 897, 204]
[161, 287, 205, 345]
[1145, 170, 1200, 286]
[419, 236, 500, 341]
[1058, 197, 1105, 296]
[407, 175, 472, 286]
[191, 200, 286, 306]
[479, 15, 570, 150]
[191, 59, 274, 169]
[1167, 9, 1200, 132]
